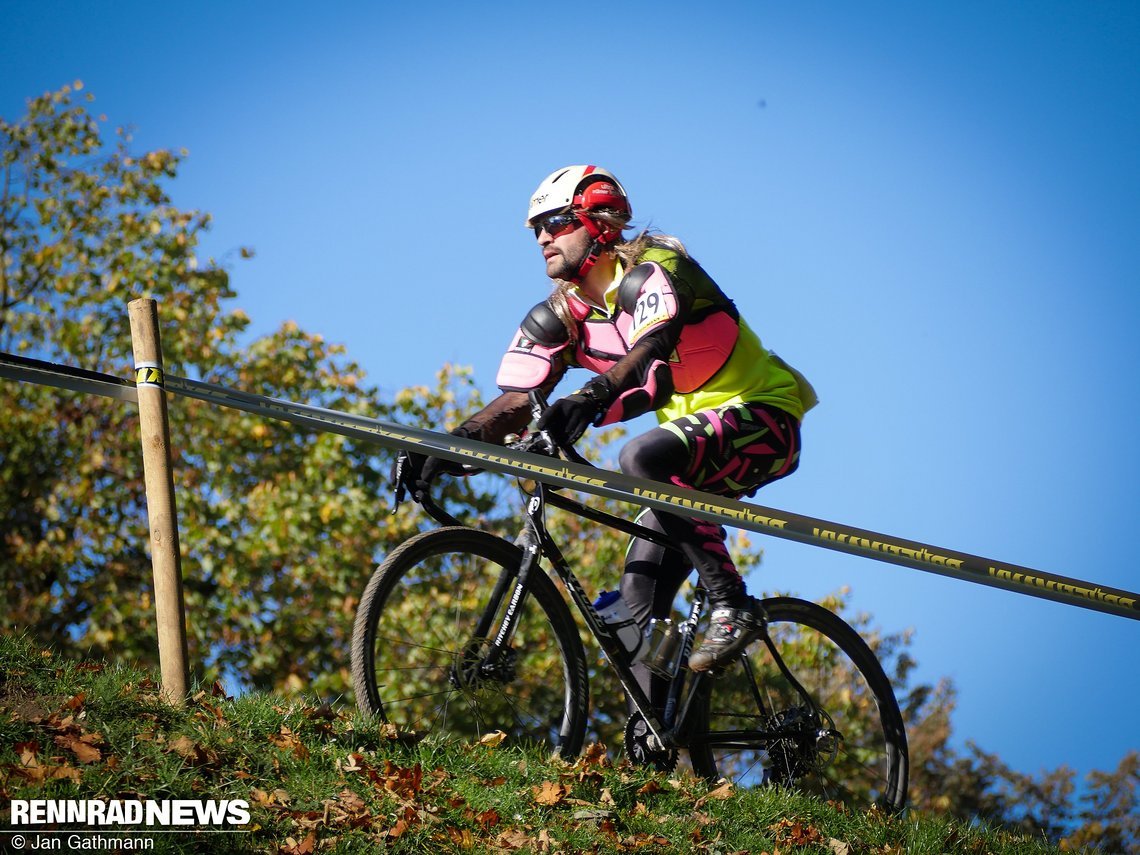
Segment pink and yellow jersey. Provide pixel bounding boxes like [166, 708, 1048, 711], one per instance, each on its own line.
[496, 246, 815, 425]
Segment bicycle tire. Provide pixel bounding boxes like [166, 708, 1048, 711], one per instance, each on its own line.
[688, 596, 909, 811]
[351, 526, 589, 757]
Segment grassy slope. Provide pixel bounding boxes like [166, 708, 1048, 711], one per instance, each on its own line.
[0, 635, 1062, 854]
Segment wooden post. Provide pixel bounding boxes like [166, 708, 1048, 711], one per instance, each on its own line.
[128, 298, 190, 705]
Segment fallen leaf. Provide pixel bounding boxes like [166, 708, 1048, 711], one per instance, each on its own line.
[250, 788, 291, 807]
[695, 780, 734, 807]
[16, 740, 40, 766]
[340, 753, 365, 773]
[24, 764, 82, 784]
[447, 826, 475, 847]
[305, 703, 337, 721]
[56, 735, 101, 764]
[270, 726, 310, 760]
[377, 721, 402, 740]
[381, 761, 423, 800]
[532, 781, 570, 806]
[619, 832, 670, 849]
[573, 808, 613, 823]
[475, 808, 501, 830]
[769, 818, 825, 847]
[496, 828, 531, 849]
[282, 831, 316, 854]
[478, 730, 507, 748]
[385, 818, 409, 840]
[167, 735, 217, 766]
[580, 742, 609, 767]
[337, 789, 367, 814]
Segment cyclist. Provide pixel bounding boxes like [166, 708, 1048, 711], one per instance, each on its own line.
[412, 165, 815, 687]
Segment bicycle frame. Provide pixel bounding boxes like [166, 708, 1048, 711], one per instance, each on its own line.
[474, 472, 723, 752]
[404, 444, 826, 759]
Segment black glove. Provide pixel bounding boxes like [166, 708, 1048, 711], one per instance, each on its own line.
[395, 427, 473, 496]
[416, 453, 467, 491]
[537, 380, 611, 447]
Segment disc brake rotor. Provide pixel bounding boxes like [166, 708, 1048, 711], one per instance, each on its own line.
[451, 639, 517, 690]
[766, 705, 840, 783]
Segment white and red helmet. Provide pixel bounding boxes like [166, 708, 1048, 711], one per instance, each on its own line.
[526, 165, 632, 282]
[525, 165, 631, 231]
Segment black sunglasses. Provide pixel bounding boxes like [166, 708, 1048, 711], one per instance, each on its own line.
[533, 212, 581, 238]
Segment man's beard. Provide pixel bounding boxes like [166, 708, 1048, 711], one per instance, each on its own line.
[546, 243, 588, 281]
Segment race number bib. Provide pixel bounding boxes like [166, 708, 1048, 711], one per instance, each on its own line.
[628, 276, 677, 344]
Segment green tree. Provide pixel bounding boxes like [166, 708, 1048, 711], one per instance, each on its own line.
[902, 650, 1137, 851]
[2, 84, 1135, 852]
[1066, 751, 1139, 853]
[0, 83, 506, 696]
[1, 81, 246, 661]
[0, 83, 663, 708]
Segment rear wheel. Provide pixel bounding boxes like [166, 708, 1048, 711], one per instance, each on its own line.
[351, 527, 589, 756]
[688, 597, 908, 811]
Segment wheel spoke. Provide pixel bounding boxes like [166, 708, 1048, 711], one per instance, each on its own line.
[351, 529, 588, 758]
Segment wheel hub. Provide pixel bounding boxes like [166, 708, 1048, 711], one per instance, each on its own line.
[765, 705, 839, 783]
[451, 639, 517, 690]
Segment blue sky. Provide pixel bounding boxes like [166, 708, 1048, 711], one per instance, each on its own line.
[4, 1, 1138, 788]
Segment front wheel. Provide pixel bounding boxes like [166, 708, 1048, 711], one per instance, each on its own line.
[688, 597, 909, 811]
[351, 527, 589, 757]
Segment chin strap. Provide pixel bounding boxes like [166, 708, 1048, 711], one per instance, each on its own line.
[568, 213, 621, 283]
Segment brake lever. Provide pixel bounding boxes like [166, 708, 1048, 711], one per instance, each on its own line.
[390, 451, 409, 514]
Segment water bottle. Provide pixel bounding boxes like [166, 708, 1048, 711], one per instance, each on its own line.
[593, 591, 645, 662]
[643, 618, 682, 678]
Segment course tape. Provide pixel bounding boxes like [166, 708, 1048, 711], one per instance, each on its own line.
[3, 350, 1138, 622]
[0, 352, 139, 403]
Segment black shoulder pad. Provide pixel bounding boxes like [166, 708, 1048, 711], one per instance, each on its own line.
[617, 262, 660, 314]
[520, 300, 570, 347]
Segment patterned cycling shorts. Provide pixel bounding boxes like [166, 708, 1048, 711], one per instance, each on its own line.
[618, 401, 801, 611]
[630, 401, 800, 498]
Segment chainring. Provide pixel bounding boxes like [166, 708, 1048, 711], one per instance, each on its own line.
[624, 711, 678, 774]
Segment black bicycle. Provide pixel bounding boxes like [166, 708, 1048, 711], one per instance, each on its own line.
[351, 404, 909, 811]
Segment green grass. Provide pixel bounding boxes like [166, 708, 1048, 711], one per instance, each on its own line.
[0, 634, 1063, 854]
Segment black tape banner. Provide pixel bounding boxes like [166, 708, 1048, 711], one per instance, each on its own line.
[3, 351, 1138, 622]
[0, 352, 138, 403]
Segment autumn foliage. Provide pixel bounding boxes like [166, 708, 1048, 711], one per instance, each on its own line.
[1, 85, 1136, 851]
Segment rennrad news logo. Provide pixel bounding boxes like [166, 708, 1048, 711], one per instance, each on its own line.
[8, 798, 251, 826]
